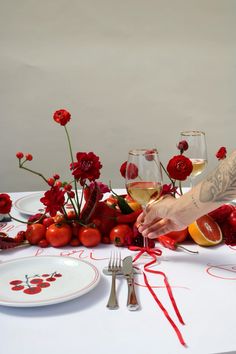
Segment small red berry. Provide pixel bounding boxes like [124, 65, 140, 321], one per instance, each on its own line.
[47, 178, 55, 186]
[16, 152, 24, 159]
[64, 184, 72, 191]
[53, 174, 60, 180]
[38, 239, 49, 248]
[70, 238, 81, 247]
[55, 180, 62, 188]
[15, 231, 26, 243]
[25, 153, 33, 161]
[68, 191, 75, 198]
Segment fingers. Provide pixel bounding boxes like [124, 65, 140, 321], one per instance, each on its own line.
[140, 218, 171, 239]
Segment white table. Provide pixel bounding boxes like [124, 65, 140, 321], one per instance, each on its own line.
[0, 192, 236, 354]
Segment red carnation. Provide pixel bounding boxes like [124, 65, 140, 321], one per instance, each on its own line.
[216, 147, 227, 160]
[0, 194, 12, 214]
[120, 161, 139, 179]
[40, 186, 65, 217]
[71, 152, 102, 186]
[167, 155, 193, 181]
[53, 109, 71, 126]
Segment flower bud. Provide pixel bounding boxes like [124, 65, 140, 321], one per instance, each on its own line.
[25, 153, 33, 161]
[177, 140, 188, 153]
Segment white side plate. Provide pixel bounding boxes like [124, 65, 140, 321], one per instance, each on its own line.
[0, 256, 100, 307]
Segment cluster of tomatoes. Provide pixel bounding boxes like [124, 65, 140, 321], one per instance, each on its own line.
[208, 203, 236, 245]
[13, 195, 147, 249]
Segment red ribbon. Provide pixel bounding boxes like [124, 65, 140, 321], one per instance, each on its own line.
[129, 245, 186, 347]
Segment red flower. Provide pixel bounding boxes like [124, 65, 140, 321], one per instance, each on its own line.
[216, 147, 227, 160]
[177, 140, 188, 153]
[53, 109, 71, 126]
[120, 161, 139, 179]
[0, 194, 12, 214]
[71, 152, 102, 185]
[40, 186, 65, 217]
[167, 155, 193, 181]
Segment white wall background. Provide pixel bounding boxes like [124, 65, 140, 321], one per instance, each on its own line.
[0, 0, 235, 192]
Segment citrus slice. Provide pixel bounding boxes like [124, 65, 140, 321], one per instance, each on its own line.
[188, 214, 222, 246]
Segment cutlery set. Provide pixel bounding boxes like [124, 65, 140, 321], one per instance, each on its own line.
[103, 254, 139, 311]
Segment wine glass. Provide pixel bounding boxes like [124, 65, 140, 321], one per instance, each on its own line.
[180, 130, 207, 188]
[125, 148, 163, 249]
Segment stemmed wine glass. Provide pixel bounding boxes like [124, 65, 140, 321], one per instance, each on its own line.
[180, 131, 207, 188]
[125, 148, 163, 249]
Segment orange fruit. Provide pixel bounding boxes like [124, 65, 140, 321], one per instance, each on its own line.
[188, 214, 222, 246]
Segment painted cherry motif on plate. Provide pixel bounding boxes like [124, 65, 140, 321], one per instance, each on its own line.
[9, 272, 62, 295]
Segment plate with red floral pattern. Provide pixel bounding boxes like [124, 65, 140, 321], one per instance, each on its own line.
[0, 256, 100, 307]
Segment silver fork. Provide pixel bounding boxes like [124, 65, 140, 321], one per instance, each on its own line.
[106, 251, 122, 310]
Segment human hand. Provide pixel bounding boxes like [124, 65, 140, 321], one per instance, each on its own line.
[137, 195, 189, 239]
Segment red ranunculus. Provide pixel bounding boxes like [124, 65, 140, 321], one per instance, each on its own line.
[120, 161, 139, 179]
[167, 155, 193, 181]
[177, 140, 188, 153]
[40, 186, 65, 217]
[71, 152, 102, 185]
[216, 147, 227, 160]
[53, 109, 71, 126]
[0, 194, 12, 214]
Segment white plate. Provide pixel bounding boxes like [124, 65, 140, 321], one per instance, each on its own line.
[0, 256, 100, 307]
[14, 193, 46, 215]
[14, 193, 76, 216]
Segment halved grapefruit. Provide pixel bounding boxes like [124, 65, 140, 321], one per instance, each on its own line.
[188, 214, 222, 246]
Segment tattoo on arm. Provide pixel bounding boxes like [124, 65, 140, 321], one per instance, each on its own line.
[199, 151, 236, 203]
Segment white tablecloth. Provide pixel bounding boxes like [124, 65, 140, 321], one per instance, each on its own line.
[0, 191, 236, 354]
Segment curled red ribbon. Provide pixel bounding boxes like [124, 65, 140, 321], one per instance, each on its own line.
[129, 245, 186, 347]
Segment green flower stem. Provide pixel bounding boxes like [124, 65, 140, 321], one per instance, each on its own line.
[66, 195, 79, 217]
[179, 181, 183, 196]
[160, 162, 175, 185]
[19, 163, 48, 184]
[8, 213, 46, 225]
[61, 205, 69, 218]
[64, 126, 80, 213]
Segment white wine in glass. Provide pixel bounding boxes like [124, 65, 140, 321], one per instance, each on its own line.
[180, 131, 207, 187]
[125, 149, 163, 249]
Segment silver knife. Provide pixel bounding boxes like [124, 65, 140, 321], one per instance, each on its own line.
[122, 256, 139, 311]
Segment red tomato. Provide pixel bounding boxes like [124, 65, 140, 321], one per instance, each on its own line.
[46, 223, 72, 247]
[78, 227, 101, 247]
[42, 217, 55, 228]
[25, 224, 46, 245]
[110, 224, 133, 247]
[228, 210, 236, 231]
[53, 214, 65, 224]
[161, 228, 189, 243]
[71, 221, 82, 238]
[67, 211, 76, 220]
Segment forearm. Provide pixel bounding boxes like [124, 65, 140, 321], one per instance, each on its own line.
[169, 150, 236, 225]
